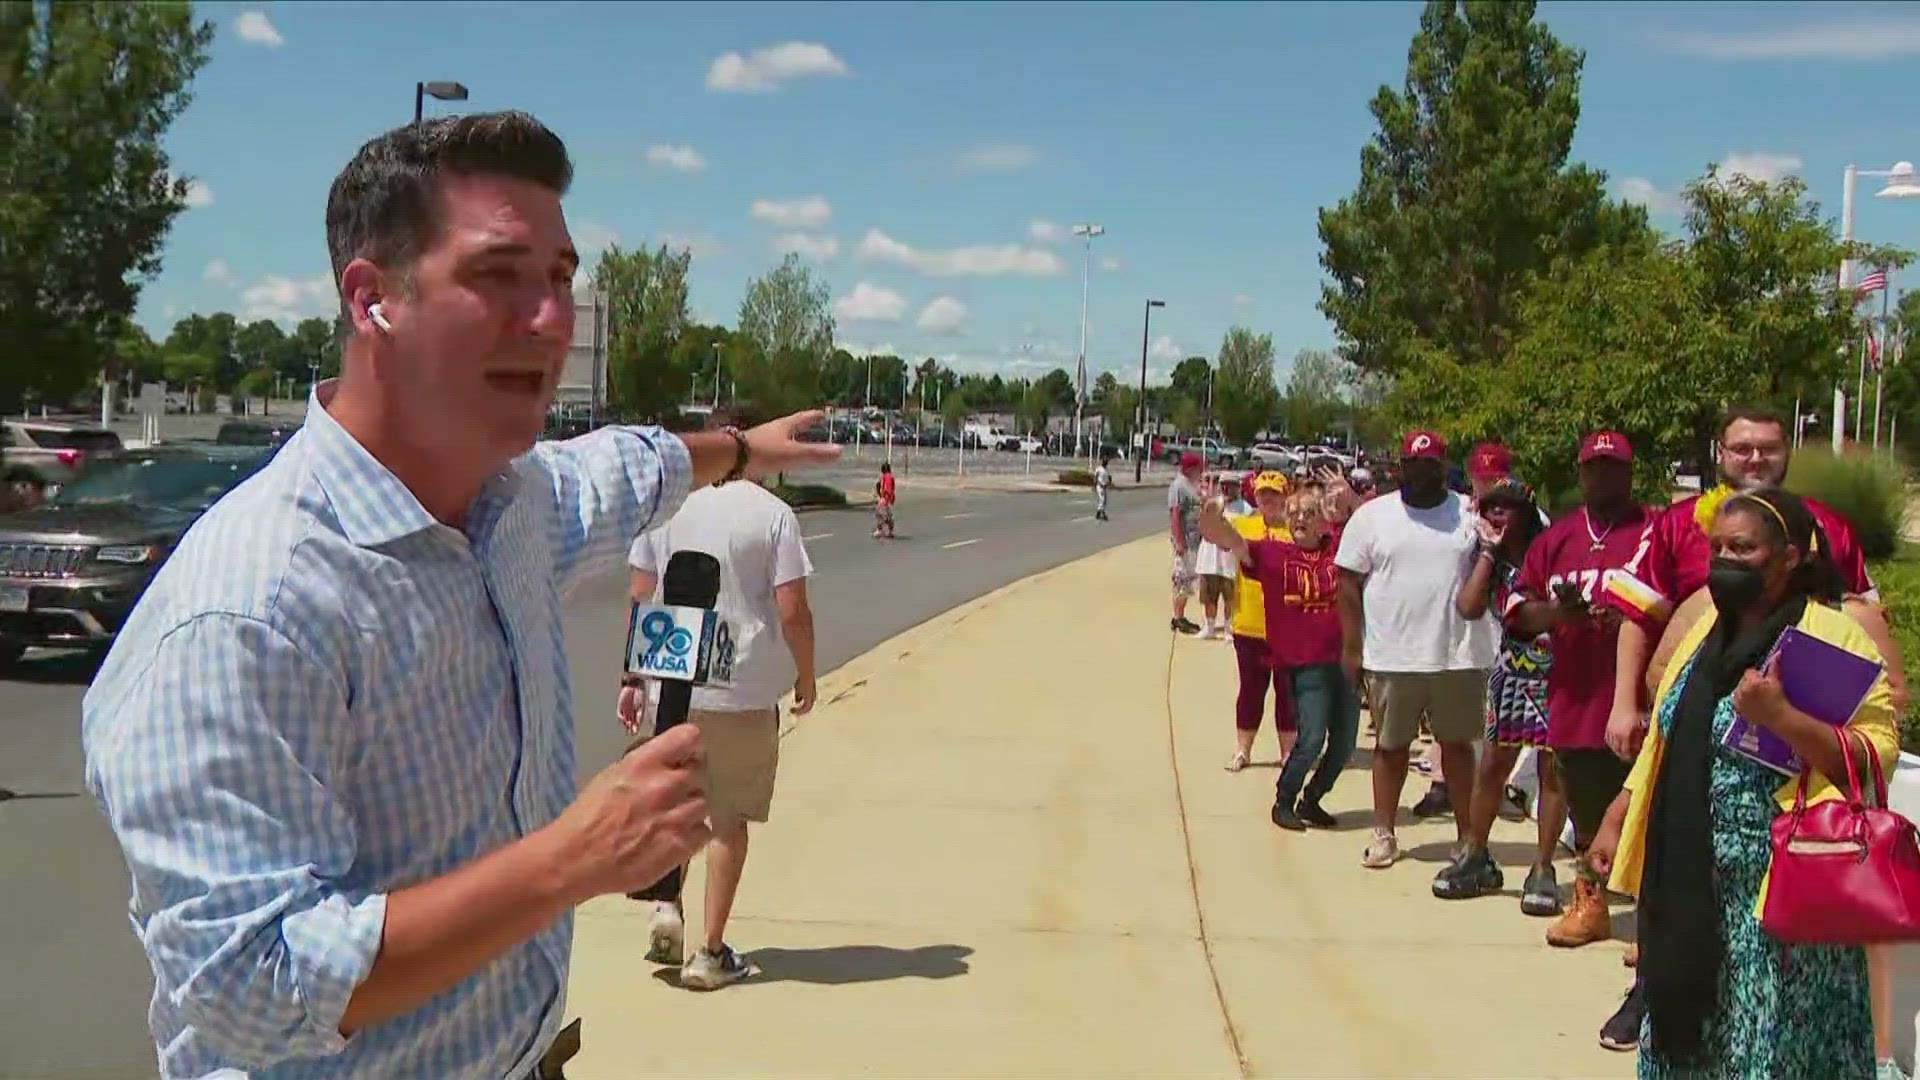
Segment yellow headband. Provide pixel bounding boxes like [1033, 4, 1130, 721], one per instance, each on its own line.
[1732, 495, 1818, 556]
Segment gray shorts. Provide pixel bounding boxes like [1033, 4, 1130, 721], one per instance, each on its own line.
[1367, 669, 1488, 751]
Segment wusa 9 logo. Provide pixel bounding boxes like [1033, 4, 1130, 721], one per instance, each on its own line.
[626, 603, 736, 686]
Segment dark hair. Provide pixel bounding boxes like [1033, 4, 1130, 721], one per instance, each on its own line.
[1718, 404, 1787, 442]
[1721, 487, 1845, 602]
[1482, 495, 1547, 569]
[325, 111, 573, 314]
[880, 462, 892, 473]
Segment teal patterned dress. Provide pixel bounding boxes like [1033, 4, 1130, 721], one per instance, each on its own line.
[1639, 657, 1876, 1080]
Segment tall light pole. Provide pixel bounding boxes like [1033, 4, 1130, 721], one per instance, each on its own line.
[1835, 160, 1920, 448]
[1072, 223, 1104, 463]
[414, 80, 469, 124]
[1136, 299, 1165, 483]
[711, 342, 723, 407]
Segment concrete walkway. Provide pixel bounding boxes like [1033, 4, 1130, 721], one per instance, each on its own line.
[565, 536, 1635, 1078]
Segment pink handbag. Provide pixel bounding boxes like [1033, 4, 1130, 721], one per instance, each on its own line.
[1762, 728, 1920, 944]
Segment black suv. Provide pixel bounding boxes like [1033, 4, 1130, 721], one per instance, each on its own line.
[0, 444, 274, 664]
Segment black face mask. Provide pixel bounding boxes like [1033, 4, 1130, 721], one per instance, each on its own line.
[1706, 557, 1768, 617]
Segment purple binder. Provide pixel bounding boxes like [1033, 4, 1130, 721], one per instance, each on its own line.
[1723, 625, 1884, 775]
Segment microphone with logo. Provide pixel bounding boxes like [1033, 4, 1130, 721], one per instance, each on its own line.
[622, 548, 735, 903]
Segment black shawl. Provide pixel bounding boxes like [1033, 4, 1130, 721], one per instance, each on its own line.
[1639, 594, 1806, 1062]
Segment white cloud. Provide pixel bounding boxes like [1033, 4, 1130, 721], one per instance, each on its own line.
[1148, 334, 1183, 363]
[750, 196, 832, 229]
[233, 10, 283, 47]
[238, 274, 336, 325]
[1720, 150, 1803, 184]
[660, 232, 726, 259]
[1615, 176, 1685, 216]
[203, 259, 233, 285]
[834, 282, 908, 323]
[1100, 255, 1124, 272]
[1233, 294, 1256, 309]
[840, 339, 903, 359]
[644, 144, 707, 172]
[956, 144, 1040, 173]
[183, 179, 213, 208]
[856, 228, 1066, 277]
[1029, 219, 1067, 243]
[572, 220, 620, 257]
[918, 296, 969, 334]
[773, 232, 839, 261]
[707, 42, 850, 92]
[1652, 23, 1920, 59]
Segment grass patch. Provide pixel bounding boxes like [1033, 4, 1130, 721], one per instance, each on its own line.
[1056, 469, 1095, 487]
[772, 483, 848, 509]
[1870, 546, 1920, 748]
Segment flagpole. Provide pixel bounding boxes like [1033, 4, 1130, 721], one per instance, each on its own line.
[1793, 396, 1802, 448]
[1875, 277, 1893, 448]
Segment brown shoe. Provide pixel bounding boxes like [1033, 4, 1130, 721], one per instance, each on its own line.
[1546, 876, 1611, 948]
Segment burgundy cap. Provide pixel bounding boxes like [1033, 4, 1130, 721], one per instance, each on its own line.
[1467, 442, 1512, 481]
[1578, 430, 1633, 464]
[1179, 451, 1204, 471]
[1399, 430, 1446, 460]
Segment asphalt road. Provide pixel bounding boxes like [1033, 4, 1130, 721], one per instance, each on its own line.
[0, 483, 1166, 1079]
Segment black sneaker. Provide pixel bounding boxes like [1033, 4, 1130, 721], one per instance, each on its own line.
[1270, 801, 1306, 831]
[1497, 784, 1530, 822]
[1411, 783, 1451, 818]
[1520, 863, 1562, 917]
[1432, 848, 1503, 899]
[1172, 617, 1202, 634]
[1296, 796, 1338, 829]
[1599, 983, 1645, 1051]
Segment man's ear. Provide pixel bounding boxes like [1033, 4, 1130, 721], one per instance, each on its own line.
[339, 258, 392, 337]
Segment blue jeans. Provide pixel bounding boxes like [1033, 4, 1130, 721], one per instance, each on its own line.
[1275, 662, 1361, 807]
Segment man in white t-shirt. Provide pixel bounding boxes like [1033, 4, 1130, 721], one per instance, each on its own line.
[1335, 429, 1498, 870]
[621, 462, 816, 990]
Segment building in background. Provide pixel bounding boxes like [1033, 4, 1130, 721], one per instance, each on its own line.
[556, 286, 607, 420]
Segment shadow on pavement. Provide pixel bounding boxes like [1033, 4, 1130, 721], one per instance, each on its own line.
[651, 943, 973, 989]
[1, 649, 104, 686]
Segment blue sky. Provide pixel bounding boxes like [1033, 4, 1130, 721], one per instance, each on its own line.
[146, 0, 1920, 384]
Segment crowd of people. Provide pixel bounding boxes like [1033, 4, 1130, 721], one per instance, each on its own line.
[1169, 410, 1911, 1080]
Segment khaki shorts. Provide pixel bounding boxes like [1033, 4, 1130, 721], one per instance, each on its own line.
[1367, 669, 1487, 751]
[634, 708, 780, 827]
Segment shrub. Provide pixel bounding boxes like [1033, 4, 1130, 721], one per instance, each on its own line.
[1057, 469, 1095, 487]
[1869, 551, 1920, 748]
[773, 483, 846, 509]
[1785, 446, 1909, 560]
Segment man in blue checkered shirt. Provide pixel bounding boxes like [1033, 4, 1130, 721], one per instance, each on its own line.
[80, 111, 838, 1080]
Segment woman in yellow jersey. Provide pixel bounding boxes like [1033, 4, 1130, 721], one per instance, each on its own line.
[1225, 472, 1295, 771]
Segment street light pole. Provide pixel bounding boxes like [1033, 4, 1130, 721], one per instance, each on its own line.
[1136, 299, 1165, 484]
[414, 80, 470, 125]
[1071, 223, 1104, 465]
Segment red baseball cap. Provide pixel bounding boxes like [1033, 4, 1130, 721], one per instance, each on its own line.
[1179, 450, 1204, 471]
[1467, 442, 1511, 481]
[1578, 429, 1633, 464]
[1399, 429, 1446, 460]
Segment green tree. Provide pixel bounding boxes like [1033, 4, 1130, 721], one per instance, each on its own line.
[160, 349, 214, 388]
[1213, 327, 1278, 446]
[1168, 356, 1211, 406]
[234, 318, 287, 387]
[1105, 383, 1140, 445]
[595, 243, 692, 420]
[164, 312, 238, 387]
[735, 254, 832, 415]
[1091, 371, 1120, 410]
[939, 387, 969, 432]
[0, 1, 213, 411]
[1017, 382, 1054, 434]
[1282, 347, 1348, 441]
[284, 317, 340, 383]
[1317, 0, 1648, 377]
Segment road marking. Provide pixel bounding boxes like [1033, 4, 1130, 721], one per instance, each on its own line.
[802, 532, 834, 541]
[941, 538, 982, 550]
[1070, 515, 1095, 523]
[941, 512, 977, 520]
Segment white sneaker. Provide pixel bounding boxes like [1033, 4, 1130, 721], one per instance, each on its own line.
[1362, 829, 1400, 869]
[1215, 622, 1232, 640]
[1197, 624, 1219, 640]
[682, 943, 756, 991]
[646, 902, 684, 966]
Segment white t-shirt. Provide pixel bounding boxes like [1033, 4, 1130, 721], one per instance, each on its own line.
[1333, 490, 1498, 673]
[627, 481, 814, 712]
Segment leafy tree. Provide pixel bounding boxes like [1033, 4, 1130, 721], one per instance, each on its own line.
[1017, 383, 1053, 434]
[735, 254, 832, 415]
[1091, 371, 1120, 410]
[0, 1, 213, 411]
[164, 312, 238, 387]
[234, 318, 287, 383]
[285, 317, 341, 383]
[1168, 355, 1211, 406]
[939, 386, 968, 431]
[1317, 0, 1648, 377]
[595, 243, 692, 420]
[1105, 383, 1140, 445]
[1036, 368, 1076, 411]
[160, 349, 214, 387]
[1282, 347, 1349, 442]
[1213, 327, 1278, 446]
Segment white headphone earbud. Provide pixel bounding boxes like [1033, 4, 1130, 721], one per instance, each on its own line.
[367, 302, 392, 333]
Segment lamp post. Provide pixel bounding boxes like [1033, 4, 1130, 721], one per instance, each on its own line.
[1071, 223, 1104, 464]
[414, 80, 469, 124]
[1135, 299, 1166, 483]
[1834, 160, 1920, 448]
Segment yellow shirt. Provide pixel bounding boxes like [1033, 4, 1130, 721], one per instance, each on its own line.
[1227, 513, 1292, 639]
[1609, 600, 1900, 916]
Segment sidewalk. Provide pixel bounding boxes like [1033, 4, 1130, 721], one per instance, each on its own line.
[565, 536, 1634, 1078]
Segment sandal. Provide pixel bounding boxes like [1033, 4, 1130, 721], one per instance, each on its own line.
[1225, 750, 1249, 772]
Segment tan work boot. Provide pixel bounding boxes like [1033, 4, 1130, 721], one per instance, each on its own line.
[1546, 876, 1611, 948]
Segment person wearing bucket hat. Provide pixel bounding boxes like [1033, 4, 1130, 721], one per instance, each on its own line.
[1335, 430, 1499, 870]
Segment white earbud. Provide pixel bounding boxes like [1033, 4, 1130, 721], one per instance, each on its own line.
[367, 302, 392, 332]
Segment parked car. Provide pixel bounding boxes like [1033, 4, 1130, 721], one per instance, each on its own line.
[1162, 436, 1242, 468]
[216, 418, 301, 447]
[0, 444, 275, 664]
[1, 420, 124, 507]
[1247, 443, 1302, 473]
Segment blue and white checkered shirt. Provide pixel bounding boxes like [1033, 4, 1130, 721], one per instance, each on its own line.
[82, 387, 691, 1079]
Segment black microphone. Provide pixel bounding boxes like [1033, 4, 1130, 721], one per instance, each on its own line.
[627, 549, 722, 903]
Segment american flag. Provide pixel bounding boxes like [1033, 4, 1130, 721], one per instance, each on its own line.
[1856, 268, 1888, 295]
